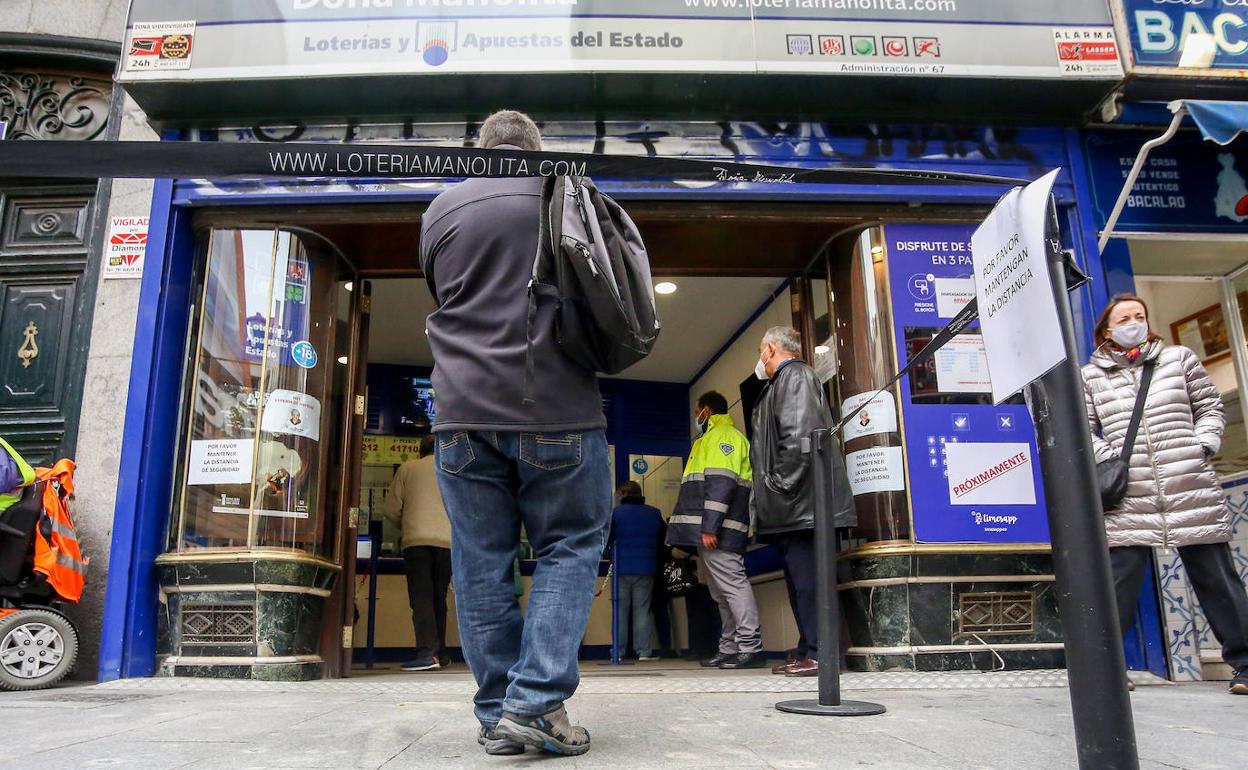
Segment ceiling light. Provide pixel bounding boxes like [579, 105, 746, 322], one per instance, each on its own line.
[344, 281, 353, 292]
[655, 282, 678, 295]
[337, 356, 349, 365]
[815, 345, 830, 355]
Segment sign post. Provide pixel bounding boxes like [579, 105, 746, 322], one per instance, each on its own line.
[973, 177, 1139, 769]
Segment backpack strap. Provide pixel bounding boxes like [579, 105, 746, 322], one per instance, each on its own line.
[523, 176, 567, 406]
[1119, 360, 1155, 463]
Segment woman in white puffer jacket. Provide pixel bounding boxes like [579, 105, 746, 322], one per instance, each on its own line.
[1083, 293, 1248, 695]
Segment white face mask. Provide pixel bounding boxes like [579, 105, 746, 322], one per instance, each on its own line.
[754, 357, 769, 380]
[1110, 321, 1149, 350]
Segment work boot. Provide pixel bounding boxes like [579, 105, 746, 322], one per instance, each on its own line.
[719, 652, 768, 670]
[700, 652, 733, 668]
[1230, 668, 1248, 695]
[495, 704, 591, 756]
[477, 726, 525, 756]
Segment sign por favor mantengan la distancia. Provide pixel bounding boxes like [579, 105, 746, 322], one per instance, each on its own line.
[119, 0, 1123, 83]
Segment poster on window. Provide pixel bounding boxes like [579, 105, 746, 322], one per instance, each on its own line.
[260, 389, 321, 441]
[841, 391, 898, 441]
[187, 438, 254, 486]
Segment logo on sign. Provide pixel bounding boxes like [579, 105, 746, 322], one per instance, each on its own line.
[851, 36, 877, 56]
[883, 37, 909, 57]
[291, 341, 318, 369]
[632, 458, 649, 474]
[913, 37, 941, 58]
[787, 34, 814, 56]
[1057, 41, 1118, 62]
[819, 35, 845, 56]
[418, 21, 457, 66]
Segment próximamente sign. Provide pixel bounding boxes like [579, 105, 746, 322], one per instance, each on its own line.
[120, 0, 1122, 82]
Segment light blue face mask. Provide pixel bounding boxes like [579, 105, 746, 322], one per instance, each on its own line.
[1110, 321, 1149, 349]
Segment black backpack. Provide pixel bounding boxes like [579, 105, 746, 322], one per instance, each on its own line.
[525, 176, 660, 400]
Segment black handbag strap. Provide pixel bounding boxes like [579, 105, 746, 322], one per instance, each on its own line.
[1119, 361, 1156, 462]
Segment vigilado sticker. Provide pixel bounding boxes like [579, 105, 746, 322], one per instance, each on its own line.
[103, 216, 148, 279]
[127, 21, 196, 72]
[291, 340, 318, 369]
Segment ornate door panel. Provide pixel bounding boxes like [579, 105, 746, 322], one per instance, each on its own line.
[0, 185, 95, 465]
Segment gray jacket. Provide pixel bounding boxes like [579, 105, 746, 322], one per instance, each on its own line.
[419, 161, 606, 433]
[1082, 341, 1231, 549]
[750, 359, 857, 535]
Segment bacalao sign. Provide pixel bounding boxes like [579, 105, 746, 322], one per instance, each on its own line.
[1114, 0, 1248, 77]
[119, 0, 1123, 82]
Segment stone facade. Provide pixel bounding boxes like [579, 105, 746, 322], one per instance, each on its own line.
[1, 1, 129, 680]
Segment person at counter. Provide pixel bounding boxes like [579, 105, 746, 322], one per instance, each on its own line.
[750, 327, 856, 677]
[607, 481, 666, 661]
[383, 435, 453, 673]
[667, 391, 765, 670]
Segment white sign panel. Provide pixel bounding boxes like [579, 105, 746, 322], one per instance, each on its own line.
[187, 439, 254, 486]
[971, 169, 1066, 404]
[102, 216, 149, 279]
[934, 277, 976, 318]
[945, 442, 1037, 506]
[934, 334, 993, 395]
[846, 447, 906, 496]
[841, 391, 899, 441]
[260, 389, 322, 441]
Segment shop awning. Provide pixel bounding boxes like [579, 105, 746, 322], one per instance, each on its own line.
[1098, 100, 1248, 253]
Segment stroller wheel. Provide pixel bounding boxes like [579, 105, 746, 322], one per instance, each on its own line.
[0, 609, 79, 691]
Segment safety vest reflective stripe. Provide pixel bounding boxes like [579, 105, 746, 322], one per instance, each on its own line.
[45, 517, 79, 542]
[53, 550, 88, 576]
[704, 500, 730, 514]
[720, 520, 749, 534]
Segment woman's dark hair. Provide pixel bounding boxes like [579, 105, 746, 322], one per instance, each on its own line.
[617, 481, 642, 498]
[1093, 293, 1163, 347]
[697, 390, 730, 415]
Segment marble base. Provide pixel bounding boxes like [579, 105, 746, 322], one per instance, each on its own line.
[840, 549, 1062, 673]
[155, 554, 339, 679]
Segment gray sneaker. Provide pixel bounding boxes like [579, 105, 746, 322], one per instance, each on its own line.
[477, 726, 525, 756]
[494, 704, 591, 756]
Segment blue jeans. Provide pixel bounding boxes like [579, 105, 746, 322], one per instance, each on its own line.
[435, 429, 611, 725]
[616, 575, 655, 658]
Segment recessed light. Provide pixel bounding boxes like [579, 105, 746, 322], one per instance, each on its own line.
[344, 281, 353, 292]
[655, 282, 678, 295]
[815, 345, 830, 355]
[337, 356, 349, 365]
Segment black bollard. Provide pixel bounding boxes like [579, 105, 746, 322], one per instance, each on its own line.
[776, 429, 885, 717]
[1030, 203, 1139, 768]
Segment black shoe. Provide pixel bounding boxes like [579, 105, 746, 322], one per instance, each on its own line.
[719, 652, 768, 670]
[478, 726, 525, 756]
[1230, 669, 1248, 695]
[495, 705, 591, 756]
[400, 656, 440, 672]
[700, 652, 732, 668]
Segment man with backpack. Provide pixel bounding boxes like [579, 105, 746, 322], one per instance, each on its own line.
[420, 110, 654, 758]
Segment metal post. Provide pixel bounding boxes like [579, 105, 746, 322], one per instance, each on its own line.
[1033, 204, 1139, 769]
[777, 429, 885, 717]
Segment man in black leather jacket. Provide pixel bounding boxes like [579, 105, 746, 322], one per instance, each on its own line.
[749, 327, 856, 677]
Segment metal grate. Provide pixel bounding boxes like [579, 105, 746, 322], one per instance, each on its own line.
[958, 591, 1035, 636]
[181, 602, 256, 645]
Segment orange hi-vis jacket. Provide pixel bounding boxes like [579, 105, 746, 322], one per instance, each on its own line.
[33, 459, 86, 602]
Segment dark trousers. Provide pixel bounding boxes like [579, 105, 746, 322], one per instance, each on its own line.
[684, 583, 722, 657]
[1112, 543, 1248, 672]
[775, 530, 819, 660]
[651, 578, 673, 653]
[403, 545, 452, 660]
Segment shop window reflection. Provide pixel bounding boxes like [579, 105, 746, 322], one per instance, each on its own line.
[170, 227, 354, 559]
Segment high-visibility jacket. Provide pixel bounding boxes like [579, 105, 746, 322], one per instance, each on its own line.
[33, 459, 87, 602]
[0, 436, 36, 514]
[666, 413, 754, 554]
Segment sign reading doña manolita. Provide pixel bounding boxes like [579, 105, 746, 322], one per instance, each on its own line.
[120, 0, 1122, 82]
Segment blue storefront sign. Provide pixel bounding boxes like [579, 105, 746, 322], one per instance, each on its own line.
[885, 223, 1050, 544]
[1084, 130, 1248, 233]
[1122, 0, 1248, 71]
